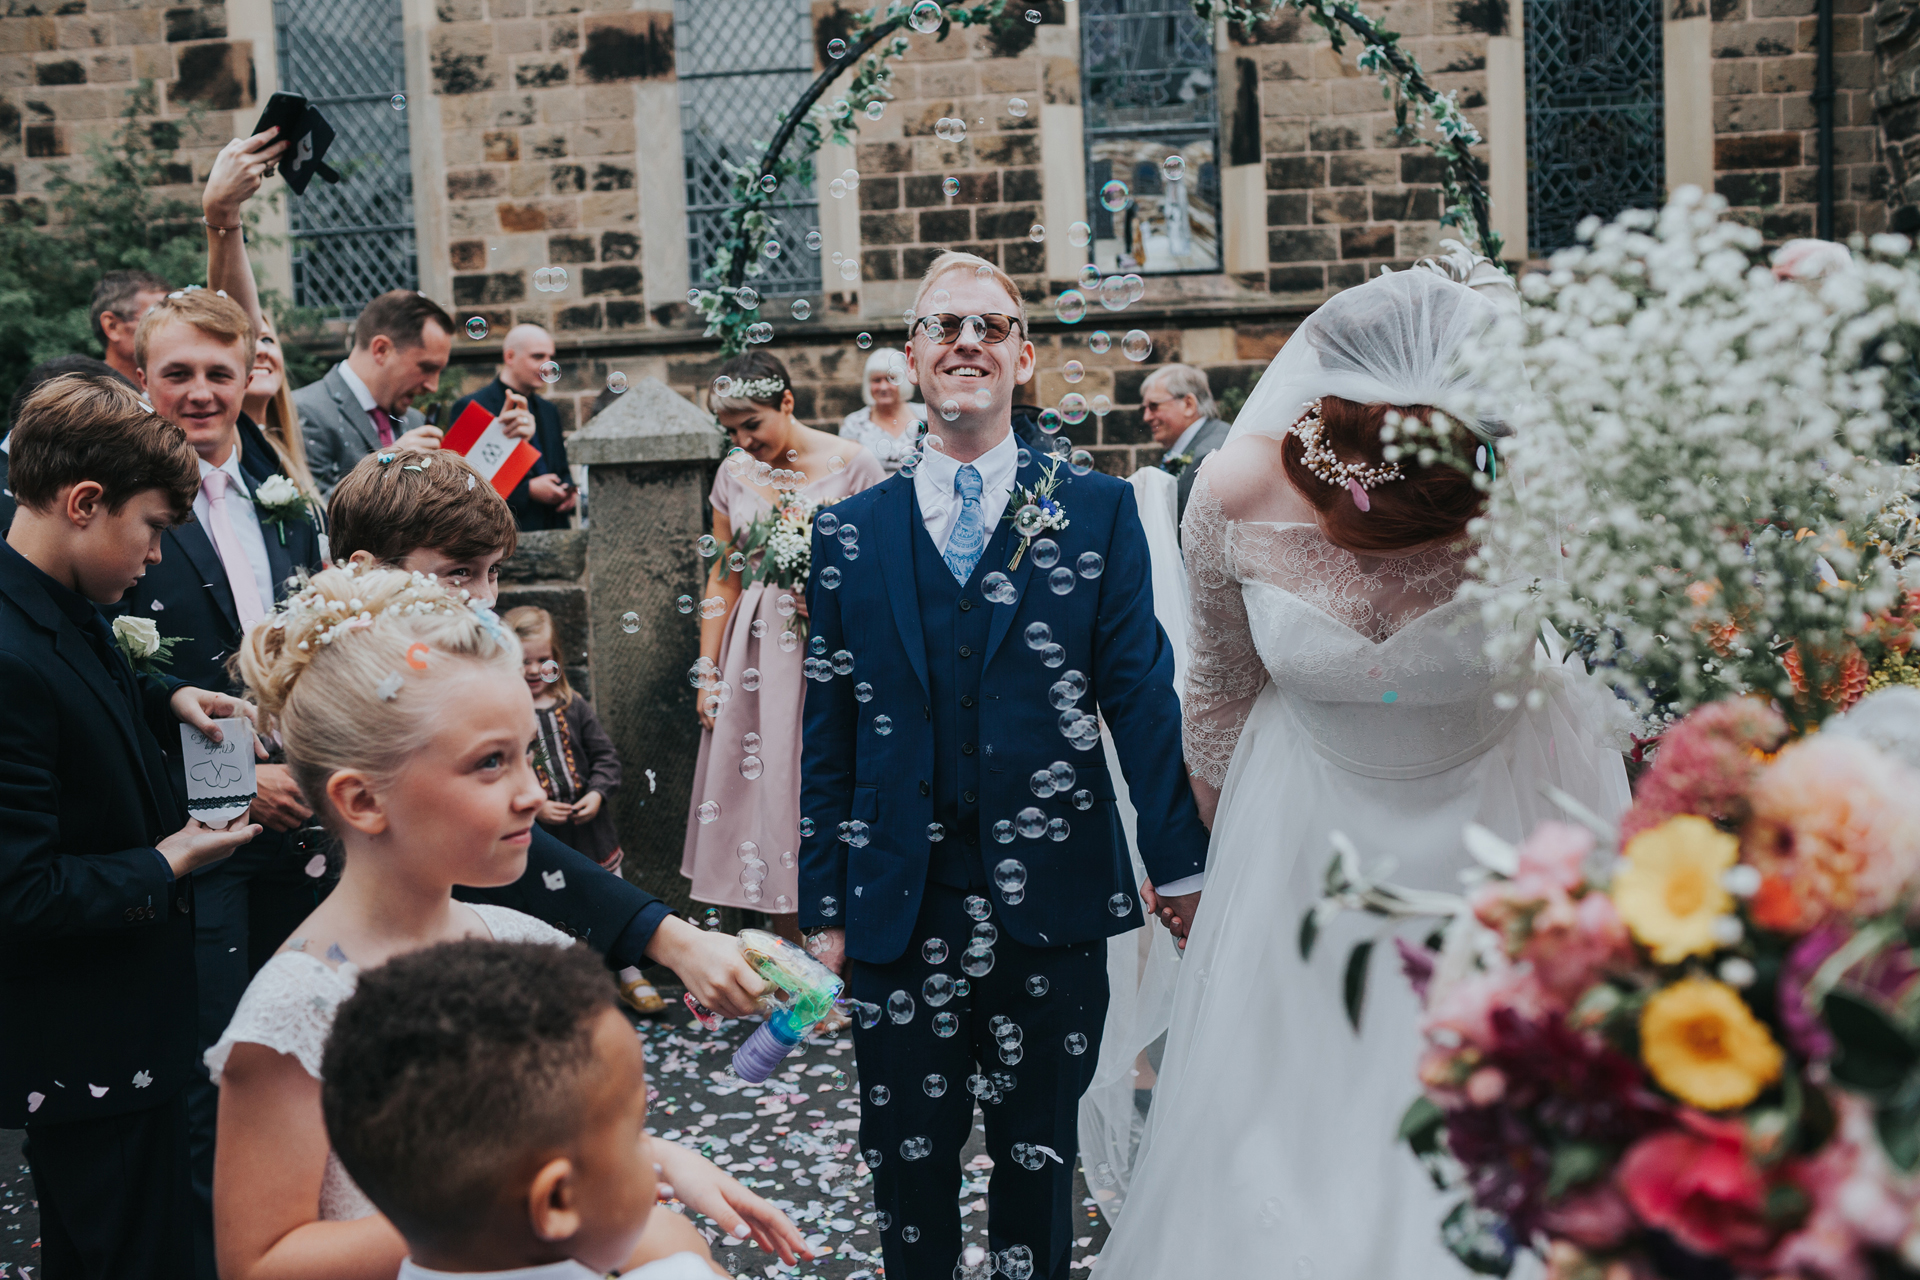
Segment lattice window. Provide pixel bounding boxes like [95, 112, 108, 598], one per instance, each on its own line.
[675, 0, 821, 298]
[1080, 0, 1222, 275]
[1524, 0, 1665, 255]
[273, 0, 416, 317]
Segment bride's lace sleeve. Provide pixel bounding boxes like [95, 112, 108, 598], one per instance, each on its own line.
[1181, 472, 1265, 787]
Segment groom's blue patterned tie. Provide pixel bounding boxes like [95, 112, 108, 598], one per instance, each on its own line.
[944, 464, 987, 584]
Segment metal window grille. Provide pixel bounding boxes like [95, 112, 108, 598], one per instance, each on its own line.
[1524, 0, 1665, 255]
[273, 0, 416, 316]
[1080, 0, 1221, 274]
[675, 0, 821, 297]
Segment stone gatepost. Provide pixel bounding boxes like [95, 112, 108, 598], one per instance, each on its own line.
[570, 377, 722, 915]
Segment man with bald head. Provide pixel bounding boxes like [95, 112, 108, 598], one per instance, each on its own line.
[449, 323, 576, 530]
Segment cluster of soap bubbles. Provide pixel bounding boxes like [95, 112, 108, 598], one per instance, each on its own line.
[934, 117, 969, 143]
[828, 167, 860, 199]
[744, 321, 775, 345]
[989, 1014, 1025, 1064]
[532, 266, 569, 292]
[737, 839, 770, 903]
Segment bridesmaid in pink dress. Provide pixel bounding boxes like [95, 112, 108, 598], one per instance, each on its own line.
[682, 352, 886, 943]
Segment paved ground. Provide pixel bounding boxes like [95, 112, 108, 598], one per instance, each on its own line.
[0, 997, 1114, 1279]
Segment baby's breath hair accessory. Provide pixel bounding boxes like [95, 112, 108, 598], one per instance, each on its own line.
[1290, 398, 1403, 513]
[731, 375, 788, 401]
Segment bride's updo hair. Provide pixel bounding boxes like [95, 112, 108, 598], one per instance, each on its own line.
[235, 564, 523, 825]
[1280, 395, 1485, 553]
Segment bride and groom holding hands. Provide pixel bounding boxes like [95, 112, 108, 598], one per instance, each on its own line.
[796, 247, 1629, 1279]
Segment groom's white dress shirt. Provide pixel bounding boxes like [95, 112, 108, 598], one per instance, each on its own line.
[912, 428, 1020, 552]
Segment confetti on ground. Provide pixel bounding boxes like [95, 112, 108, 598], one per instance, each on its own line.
[0, 988, 1115, 1278]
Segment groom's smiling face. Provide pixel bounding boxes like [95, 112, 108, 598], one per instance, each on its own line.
[906, 270, 1034, 432]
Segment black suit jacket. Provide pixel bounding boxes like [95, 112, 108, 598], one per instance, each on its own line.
[0, 541, 198, 1127]
[1170, 416, 1232, 525]
[449, 377, 572, 532]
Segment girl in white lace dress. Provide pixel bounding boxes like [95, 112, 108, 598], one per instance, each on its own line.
[1098, 267, 1631, 1278]
[206, 566, 806, 1280]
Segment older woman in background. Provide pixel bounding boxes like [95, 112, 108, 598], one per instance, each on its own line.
[836, 347, 924, 472]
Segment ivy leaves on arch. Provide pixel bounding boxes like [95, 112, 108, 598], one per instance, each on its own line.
[695, 0, 1498, 356]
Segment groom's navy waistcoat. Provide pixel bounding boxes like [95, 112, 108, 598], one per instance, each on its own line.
[799, 449, 1210, 965]
[911, 496, 1000, 892]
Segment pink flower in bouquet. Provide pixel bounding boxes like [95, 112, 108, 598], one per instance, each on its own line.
[1522, 889, 1635, 1003]
[1617, 1112, 1784, 1270]
[1620, 698, 1787, 846]
[1742, 736, 1920, 931]
[1539, 1183, 1638, 1250]
[1772, 1094, 1918, 1280]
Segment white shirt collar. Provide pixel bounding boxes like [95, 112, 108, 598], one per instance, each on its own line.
[196, 445, 249, 497]
[915, 426, 1019, 499]
[1168, 416, 1209, 458]
[334, 360, 379, 414]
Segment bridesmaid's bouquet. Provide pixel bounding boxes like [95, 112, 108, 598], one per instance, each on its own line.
[730, 491, 818, 639]
[1310, 693, 1920, 1279]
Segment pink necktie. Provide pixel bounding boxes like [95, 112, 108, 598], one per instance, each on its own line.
[201, 471, 266, 629]
[370, 405, 394, 447]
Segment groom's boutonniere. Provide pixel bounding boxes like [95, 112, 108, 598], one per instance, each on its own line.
[1162, 452, 1195, 476]
[252, 474, 312, 545]
[1003, 458, 1071, 570]
[111, 616, 180, 674]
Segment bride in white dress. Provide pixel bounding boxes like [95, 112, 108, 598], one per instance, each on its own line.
[1097, 262, 1631, 1277]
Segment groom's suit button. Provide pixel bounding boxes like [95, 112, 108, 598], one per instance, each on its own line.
[958, 598, 973, 611]
[919, 780, 930, 796]
[960, 694, 975, 708]
[961, 742, 975, 755]
[958, 645, 972, 657]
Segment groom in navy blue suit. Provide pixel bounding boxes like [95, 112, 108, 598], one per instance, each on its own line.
[800, 255, 1209, 1280]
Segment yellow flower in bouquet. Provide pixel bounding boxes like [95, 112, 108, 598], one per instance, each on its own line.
[1612, 816, 1737, 963]
[1639, 978, 1783, 1110]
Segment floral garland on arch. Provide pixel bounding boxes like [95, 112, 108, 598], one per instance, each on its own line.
[692, 0, 1499, 356]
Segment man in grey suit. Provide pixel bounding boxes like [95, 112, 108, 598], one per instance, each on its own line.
[1142, 362, 1232, 523]
[293, 290, 456, 496]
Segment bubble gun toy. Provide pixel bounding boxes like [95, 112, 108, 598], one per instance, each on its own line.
[728, 928, 845, 1083]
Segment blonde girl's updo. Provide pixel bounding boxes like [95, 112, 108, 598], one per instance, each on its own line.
[235, 564, 524, 825]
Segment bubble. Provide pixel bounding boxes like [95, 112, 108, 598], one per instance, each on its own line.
[537, 659, 559, 684]
[962, 943, 996, 975]
[903, 1225, 922, 1240]
[1092, 393, 1112, 416]
[390, 93, 407, 110]
[869, 1084, 891, 1105]
[1027, 6, 1042, 19]
[804, 229, 823, 252]
[839, 522, 860, 547]
[839, 258, 860, 281]
[1061, 360, 1085, 385]
[965, 894, 992, 921]
[1068, 449, 1095, 477]
[1012, 1143, 1046, 1171]
[831, 648, 854, 675]
[738, 755, 763, 781]
[1075, 551, 1106, 580]
[465, 316, 488, 340]
[1059, 392, 1090, 425]
[992, 819, 1014, 843]
[820, 565, 842, 589]
[922, 1073, 948, 1098]
[1068, 221, 1092, 249]
[1122, 329, 1152, 362]
[728, 551, 747, 574]
[1008, 96, 1029, 117]
[1002, 1244, 1036, 1279]
[1054, 290, 1086, 324]
[1099, 274, 1128, 311]
[700, 596, 726, 619]
[941, 175, 961, 199]
[1125, 273, 1146, 304]
[697, 801, 720, 824]
[974, 923, 999, 947]
[750, 618, 767, 638]
[606, 371, 628, 394]
[908, 0, 943, 31]
[621, 610, 641, 632]
[933, 1010, 959, 1037]
[827, 36, 848, 58]
[758, 174, 777, 194]
[1046, 566, 1075, 594]
[1100, 179, 1131, 212]
[1072, 788, 1093, 810]
[687, 288, 703, 306]
[865, 100, 885, 121]
[873, 714, 893, 735]
[1029, 538, 1059, 570]
[790, 298, 811, 321]
[778, 629, 801, 651]
[1026, 223, 1047, 245]
[939, 399, 959, 421]
[1041, 643, 1065, 668]
[829, 178, 847, 199]
[995, 859, 1029, 894]
[1024, 621, 1053, 649]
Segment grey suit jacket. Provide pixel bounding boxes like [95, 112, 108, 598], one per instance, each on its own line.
[292, 362, 425, 497]
[1172, 415, 1232, 525]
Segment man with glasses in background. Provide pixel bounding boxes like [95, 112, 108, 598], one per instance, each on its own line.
[1140, 362, 1231, 523]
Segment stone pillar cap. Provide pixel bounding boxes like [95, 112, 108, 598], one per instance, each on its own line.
[571, 376, 723, 465]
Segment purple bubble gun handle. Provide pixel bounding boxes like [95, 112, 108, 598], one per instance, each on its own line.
[732, 1017, 803, 1083]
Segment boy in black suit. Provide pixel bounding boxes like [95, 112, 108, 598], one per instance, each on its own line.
[0, 373, 261, 1279]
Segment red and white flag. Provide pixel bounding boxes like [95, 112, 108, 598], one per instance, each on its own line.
[443, 400, 540, 498]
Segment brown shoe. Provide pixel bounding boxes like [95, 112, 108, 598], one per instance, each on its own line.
[618, 971, 669, 1016]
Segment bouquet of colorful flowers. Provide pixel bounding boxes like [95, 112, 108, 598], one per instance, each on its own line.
[1312, 693, 1920, 1278]
[730, 490, 818, 639]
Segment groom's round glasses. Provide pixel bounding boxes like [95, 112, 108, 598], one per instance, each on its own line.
[912, 312, 1023, 345]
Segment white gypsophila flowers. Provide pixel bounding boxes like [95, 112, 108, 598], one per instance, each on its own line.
[1458, 187, 1920, 729]
[111, 615, 161, 658]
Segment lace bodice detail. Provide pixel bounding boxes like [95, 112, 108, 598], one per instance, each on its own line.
[204, 904, 573, 1222]
[1182, 473, 1513, 786]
